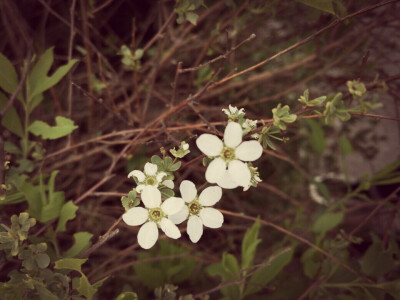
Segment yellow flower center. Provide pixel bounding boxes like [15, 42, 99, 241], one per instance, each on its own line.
[149, 208, 163, 222]
[221, 146, 235, 162]
[145, 176, 157, 186]
[188, 199, 201, 215]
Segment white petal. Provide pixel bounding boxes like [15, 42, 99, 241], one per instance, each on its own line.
[144, 163, 158, 176]
[122, 207, 148, 226]
[141, 186, 161, 208]
[199, 208, 224, 228]
[137, 222, 158, 249]
[196, 134, 223, 156]
[162, 179, 174, 189]
[187, 215, 203, 243]
[161, 197, 184, 215]
[216, 170, 240, 189]
[198, 186, 222, 206]
[156, 172, 167, 182]
[228, 160, 251, 188]
[205, 158, 226, 184]
[169, 205, 189, 224]
[179, 180, 197, 203]
[136, 184, 145, 193]
[160, 218, 181, 239]
[235, 141, 263, 162]
[128, 170, 145, 182]
[223, 122, 242, 148]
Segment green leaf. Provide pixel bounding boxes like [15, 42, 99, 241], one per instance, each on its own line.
[27, 47, 78, 100]
[115, 292, 139, 300]
[77, 274, 97, 300]
[376, 279, 400, 299]
[241, 221, 261, 270]
[244, 248, 294, 296]
[4, 141, 21, 154]
[56, 201, 79, 232]
[28, 116, 78, 139]
[151, 155, 163, 167]
[301, 248, 323, 278]
[222, 253, 240, 276]
[361, 235, 397, 278]
[311, 212, 344, 235]
[185, 12, 199, 25]
[64, 232, 93, 258]
[28, 93, 44, 114]
[0, 92, 24, 138]
[0, 52, 18, 94]
[305, 119, 325, 156]
[339, 135, 353, 156]
[371, 159, 400, 182]
[54, 258, 87, 273]
[35, 253, 50, 269]
[296, 0, 335, 15]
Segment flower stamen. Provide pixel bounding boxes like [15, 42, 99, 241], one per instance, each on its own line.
[149, 208, 164, 222]
[221, 146, 235, 162]
[188, 199, 201, 215]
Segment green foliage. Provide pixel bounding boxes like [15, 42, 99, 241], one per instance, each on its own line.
[154, 284, 194, 300]
[272, 104, 297, 130]
[121, 190, 140, 211]
[347, 80, 366, 98]
[296, 0, 335, 15]
[55, 258, 107, 300]
[207, 222, 294, 299]
[0, 213, 36, 256]
[63, 232, 93, 258]
[115, 292, 139, 300]
[241, 221, 261, 270]
[360, 234, 399, 279]
[119, 45, 143, 71]
[56, 201, 79, 232]
[0, 52, 18, 94]
[304, 119, 326, 156]
[170, 141, 190, 159]
[338, 135, 353, 156]
[311, 212, 344, 235]
[244, 248, 294, 297]
[0, 92, 24, 138]
[323, 93, 351, 124]
[27, 47, 78, 101]
[296, 0, 346, 16]
[18, 243, 50, 271]
[28, 116, 78, 139]
[175, 0, 204, 25]
[21, 171, 66, 223]
[151, 155, 182, 173]
[258, 125, 285, 150]
[298, 89, 327, 107]
[0, 213, 96, 299]
[133, 240, 196, 289]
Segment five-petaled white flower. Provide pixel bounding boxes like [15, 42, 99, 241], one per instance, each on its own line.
[196, 122, 263, 189]
[122, 186, 184, 249]
[128, 162, 174, 193]
[169, 180, 223, 243]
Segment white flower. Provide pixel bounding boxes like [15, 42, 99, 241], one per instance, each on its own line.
[169, 180, 223, 243]
[222, 105, 245, 119]
[128, 162, 173, 193]
[243, 165, 262, 191]
[196, 122, 263, 189]
[122, 186, 184, 249]
[242, 119, 257, 130]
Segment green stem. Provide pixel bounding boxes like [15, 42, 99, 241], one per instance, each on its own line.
[22, 103, 30, 159]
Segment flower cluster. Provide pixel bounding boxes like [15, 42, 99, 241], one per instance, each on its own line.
[122, 105, 264, 249]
